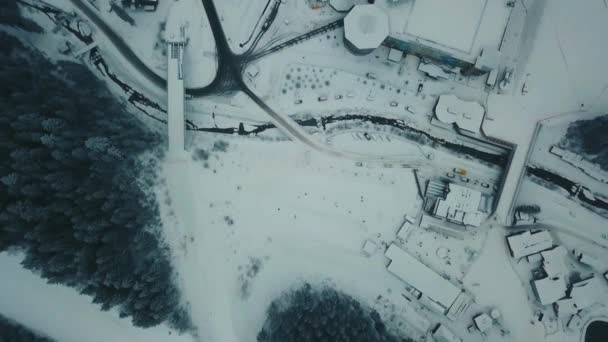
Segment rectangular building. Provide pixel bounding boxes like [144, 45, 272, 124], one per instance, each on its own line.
[385, 244, 463, 313]
[506, 230, 553, 259]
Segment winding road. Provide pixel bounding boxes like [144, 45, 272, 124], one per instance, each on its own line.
[64, 0, 425, 168]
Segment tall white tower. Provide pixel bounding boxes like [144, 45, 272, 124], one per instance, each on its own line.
[165, 2, 189, 157]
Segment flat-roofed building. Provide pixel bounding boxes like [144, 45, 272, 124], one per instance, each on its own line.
[506, 230, 553, 259]
[375, 0, 526, 74]
[385, 244, 471, 319]
[532, 276, 567, 306]
[570, 276, 604, 310]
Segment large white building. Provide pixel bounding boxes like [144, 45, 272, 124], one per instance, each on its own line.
[343, 0, 528, 76]
[532, 276, 567, 306]
[385, 244, 471, 320]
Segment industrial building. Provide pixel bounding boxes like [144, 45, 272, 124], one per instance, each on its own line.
[343, 0, 528, 75]
[506, 230, 553, 259]
[385, 244, 472, 320]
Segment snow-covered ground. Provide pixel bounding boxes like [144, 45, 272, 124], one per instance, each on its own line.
[0, 253, 193, 342]
[215, 0, 346, 55]
[159, 137, 438, 341]
[5, 0, 608, 341]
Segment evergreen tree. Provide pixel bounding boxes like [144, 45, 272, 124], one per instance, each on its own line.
[258, 283, 413, 342]
[0, 314, 54, 342]
[561, 115, 608, 171]
[0, 33, 191, 331]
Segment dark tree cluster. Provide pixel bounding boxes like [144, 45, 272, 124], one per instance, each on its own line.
[0, 315, 54, 342]
[257, 283, 413, 342]
[0, 0, 44, 33]
[0, 33, 191, 331]
[561, 114, 608, 171]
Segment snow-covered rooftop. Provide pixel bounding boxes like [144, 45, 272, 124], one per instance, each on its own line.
[164, 0, 190, 43]
[434, 95, 485, 133]
[433, 183, 485, 227]
[570, 276, 604, 310]
[473, 313, 493, 332]
[344, 5, 389, 51]
[532, 276, 567, 306]
[379, 0, 513, 64]
[507, 231, 554, 259]
[541, 246, 569, 278]
[385, 243, 462, 311]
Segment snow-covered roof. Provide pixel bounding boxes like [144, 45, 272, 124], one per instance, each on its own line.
[387, 48, 403, 62]
[555, 298, 579, 317]
[396, 221, 414, 240]
[432, 324, 462, 342]
[541, 246, 569, 278]
[385, 244, 461, 311]
[570, 276, 603, 310]
[344, 5, 389, 51]
[330, 0, 355, 12]
[434, 95, 485, 133]
[507, 231, 553, 259]
[433, 183, 485, 227]
[473, 313, 493, 332]
[378, 0, 513, 65]
[406, 0, 487, 51]
[532, 276, 567, 306]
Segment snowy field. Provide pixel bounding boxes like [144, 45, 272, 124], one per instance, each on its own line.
[159, 136, 440, 341]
